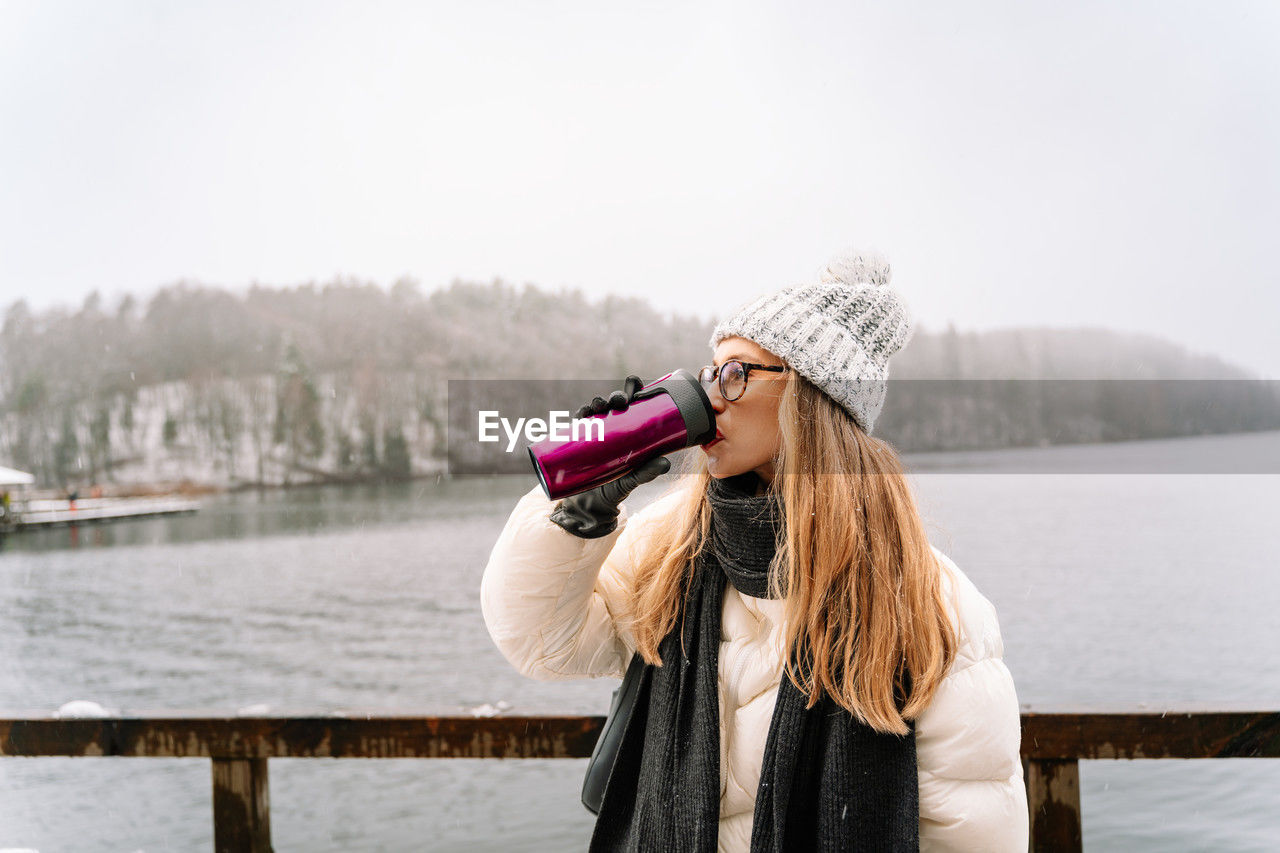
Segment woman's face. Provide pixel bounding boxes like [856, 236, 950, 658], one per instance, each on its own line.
[699, 336, 788, 483]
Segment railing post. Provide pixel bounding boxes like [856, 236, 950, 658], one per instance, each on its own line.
[1026, 758, 1081, 852]
[212, 757, 272, 853]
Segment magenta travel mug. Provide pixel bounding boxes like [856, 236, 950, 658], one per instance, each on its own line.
[528, 369, 716, 500]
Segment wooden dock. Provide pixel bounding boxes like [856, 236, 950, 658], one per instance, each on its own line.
[1, 709, 1276, 851]
[8, 497, 200, 529]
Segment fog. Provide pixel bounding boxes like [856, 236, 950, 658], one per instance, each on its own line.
[2, 1, 1277, 375]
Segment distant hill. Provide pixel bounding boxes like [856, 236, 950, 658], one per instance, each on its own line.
[1, 280, 1276, 489]
[894, 324, 1253, 380]
[876, 323, 1275, 451]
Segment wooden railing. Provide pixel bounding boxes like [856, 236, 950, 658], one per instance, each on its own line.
[2, 711, 1277, 851]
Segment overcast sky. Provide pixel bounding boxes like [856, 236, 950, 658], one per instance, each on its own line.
[2, 1, 1277, 376]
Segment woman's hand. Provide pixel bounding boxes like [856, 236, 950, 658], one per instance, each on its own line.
[573, 374, 646, 420]
[550, 375, 670, 539]
[549, 456, 670, 539]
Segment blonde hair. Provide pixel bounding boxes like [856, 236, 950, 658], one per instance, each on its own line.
[624, 372, 956, 735]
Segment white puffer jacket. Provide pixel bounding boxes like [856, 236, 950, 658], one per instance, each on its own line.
[481, 485, 1028, 851]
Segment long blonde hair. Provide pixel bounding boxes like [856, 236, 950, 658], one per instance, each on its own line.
[624, 372, 956, 735]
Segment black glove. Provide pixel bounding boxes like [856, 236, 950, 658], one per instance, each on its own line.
[549, 376, 670, 539]
[549, 456, 671, 538]
[573, 374, 646, 420]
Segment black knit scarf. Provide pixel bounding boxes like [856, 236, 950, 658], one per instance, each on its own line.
[589, 472, 919, 852]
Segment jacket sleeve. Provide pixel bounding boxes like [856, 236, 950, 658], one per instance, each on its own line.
[916, 550, 1029, 852]
[479, 484, 673, 681]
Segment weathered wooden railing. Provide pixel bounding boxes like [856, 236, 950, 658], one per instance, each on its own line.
[1, 711, 1277, 851]
[1019, 711, 1279, 849]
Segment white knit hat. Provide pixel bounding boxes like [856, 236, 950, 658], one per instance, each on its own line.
[709, 249, 913, 433]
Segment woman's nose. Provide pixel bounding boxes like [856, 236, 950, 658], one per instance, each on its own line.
[707, 383, 728, 413]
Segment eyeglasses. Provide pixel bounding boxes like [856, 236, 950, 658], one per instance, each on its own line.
[697, 360, 787, 402]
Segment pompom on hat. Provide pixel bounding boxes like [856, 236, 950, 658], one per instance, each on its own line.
[709, 248, 913, 433]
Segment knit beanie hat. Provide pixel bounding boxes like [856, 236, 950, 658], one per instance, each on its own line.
[709, 249, 913, 434]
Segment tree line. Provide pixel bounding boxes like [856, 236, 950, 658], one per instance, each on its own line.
[1, 278, 1276, 489]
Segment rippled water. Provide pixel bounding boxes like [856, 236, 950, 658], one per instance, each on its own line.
[2, 433, 1279, 850]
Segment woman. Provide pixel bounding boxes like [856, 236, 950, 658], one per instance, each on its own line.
[482, 251, 1027, 851]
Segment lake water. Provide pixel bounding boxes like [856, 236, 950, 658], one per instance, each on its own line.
[2, 432, 1279, 850]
